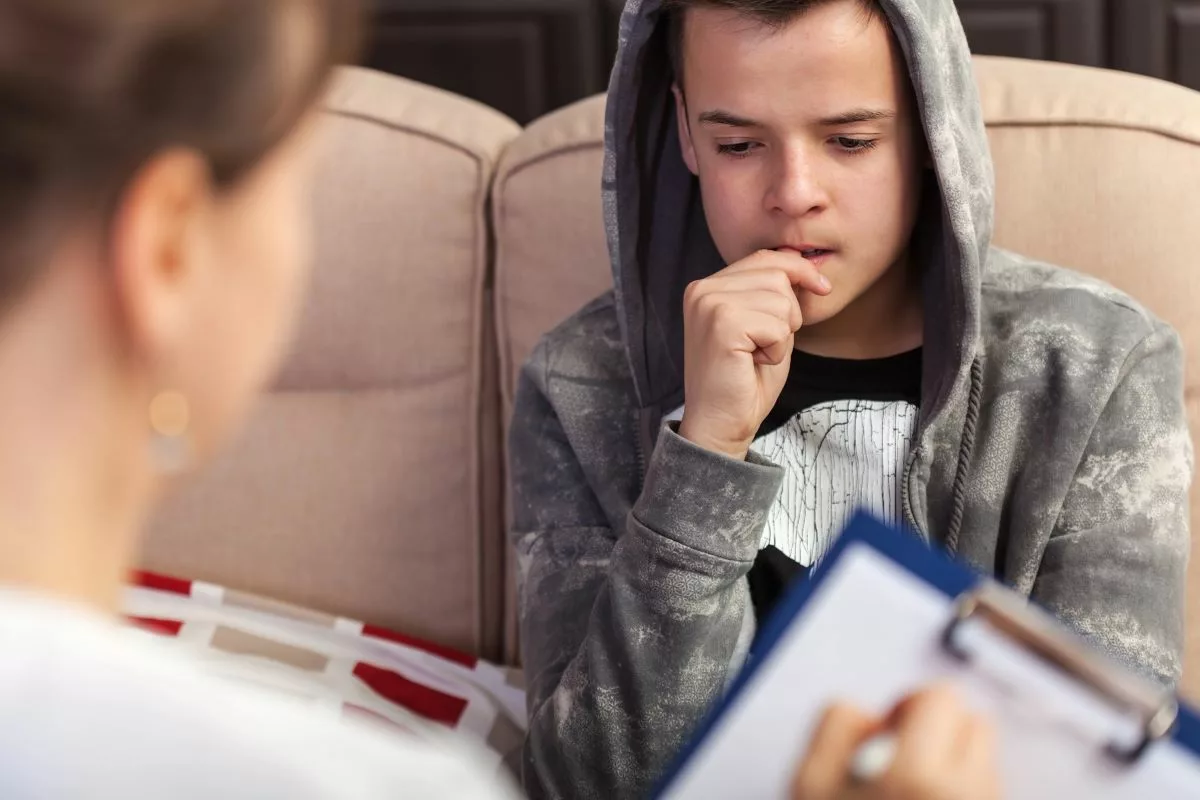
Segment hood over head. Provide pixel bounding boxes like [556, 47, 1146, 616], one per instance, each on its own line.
[602, 0, 995, 427]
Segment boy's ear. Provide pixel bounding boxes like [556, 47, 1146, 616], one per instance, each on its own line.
[672, 83, 700, 176]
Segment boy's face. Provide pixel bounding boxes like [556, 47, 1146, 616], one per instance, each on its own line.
[674, 1, 926, 329]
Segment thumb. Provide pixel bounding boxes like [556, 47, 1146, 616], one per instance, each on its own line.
[753, 336, 794, 366]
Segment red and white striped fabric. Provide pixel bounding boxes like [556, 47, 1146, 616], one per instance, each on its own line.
[122, 571, 526, 767]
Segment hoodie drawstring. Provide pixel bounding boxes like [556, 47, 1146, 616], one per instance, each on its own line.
[945, 357, 983, 555]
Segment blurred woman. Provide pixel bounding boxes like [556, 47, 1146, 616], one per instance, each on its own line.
[0, 1, 516, 796]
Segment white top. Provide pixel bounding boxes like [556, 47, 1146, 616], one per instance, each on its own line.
[667, 398, 920, 568]
[0, 589, 520, 799]
[751, 399, 919, 567]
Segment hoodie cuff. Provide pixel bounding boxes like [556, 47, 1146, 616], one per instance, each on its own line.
[632, 423, 784, 563]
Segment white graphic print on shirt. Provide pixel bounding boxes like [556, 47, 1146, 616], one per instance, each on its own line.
[749, 399, 919, 567]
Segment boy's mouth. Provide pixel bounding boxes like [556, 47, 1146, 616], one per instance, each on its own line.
[778, 245, 835, 264]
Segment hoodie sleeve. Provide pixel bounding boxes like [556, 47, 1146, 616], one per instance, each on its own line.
[1030, 322, 1193, 688]
[508, 341, 784, 800]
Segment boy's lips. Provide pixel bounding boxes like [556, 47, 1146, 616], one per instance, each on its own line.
[777, 245, 836, 267]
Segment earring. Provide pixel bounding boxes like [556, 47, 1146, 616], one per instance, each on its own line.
[149, 391, 191, 474]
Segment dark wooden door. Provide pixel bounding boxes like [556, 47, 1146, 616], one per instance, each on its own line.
[953, 0, 1106, 65]
[366, 0, 603, 124]
[1112, 0, 1200, 91]
[363, 0, 1199, 122]
[602, 0, 1110, 75]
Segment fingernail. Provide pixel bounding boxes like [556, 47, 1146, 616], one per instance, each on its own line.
[819, 275, 832, 292]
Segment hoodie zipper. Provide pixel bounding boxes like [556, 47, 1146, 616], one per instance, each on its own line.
[635, 430, 647, 487]
[635, 407, 654, 486]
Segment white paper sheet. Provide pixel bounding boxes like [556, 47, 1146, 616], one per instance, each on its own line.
[661, 545, 1200, 799]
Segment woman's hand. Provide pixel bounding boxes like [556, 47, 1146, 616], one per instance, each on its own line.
[791, 684, 1001, 800]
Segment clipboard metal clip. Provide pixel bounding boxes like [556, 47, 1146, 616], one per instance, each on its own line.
[941, 582, 1178, 765]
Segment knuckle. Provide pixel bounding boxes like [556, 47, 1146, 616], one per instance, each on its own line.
[774, 293, 795, 317]
[707, 301, 736, 333]
[692, 290, 719, 317]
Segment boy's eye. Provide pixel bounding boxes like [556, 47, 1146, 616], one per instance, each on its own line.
[834, 137, 878, 154]
[716, 141, 759, 158]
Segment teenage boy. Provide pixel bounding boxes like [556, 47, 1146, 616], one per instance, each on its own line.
[508, 1, 1192, 797]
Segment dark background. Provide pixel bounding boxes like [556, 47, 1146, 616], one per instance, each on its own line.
[363, 0, 1200, 125]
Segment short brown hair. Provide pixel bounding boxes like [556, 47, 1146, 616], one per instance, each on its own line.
[0, 0, 361, 303]
[663, 0, 884, 85]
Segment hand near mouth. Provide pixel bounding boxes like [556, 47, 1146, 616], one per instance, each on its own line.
[678, 249, 833, 461]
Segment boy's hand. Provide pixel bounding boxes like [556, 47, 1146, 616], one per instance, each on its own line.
[678, 249, 831, 460]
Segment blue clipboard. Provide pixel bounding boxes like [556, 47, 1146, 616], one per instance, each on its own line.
[654, 512, 1200, 797]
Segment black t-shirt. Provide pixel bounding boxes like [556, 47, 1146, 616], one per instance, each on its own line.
[745, 347, 922, 624]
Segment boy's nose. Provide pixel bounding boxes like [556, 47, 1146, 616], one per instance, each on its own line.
[765, 152, 829, 218]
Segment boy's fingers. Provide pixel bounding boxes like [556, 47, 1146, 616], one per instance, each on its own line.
[753, 335, 794, 366]
[693, 290, 802, 334]
[697, 269, 801, 304]
[699, 274, 803, 329]
[739, 311, 794, 357]
[720, 249, 832, 296]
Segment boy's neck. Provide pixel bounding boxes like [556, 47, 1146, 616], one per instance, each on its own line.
[793, 252, 924, 360]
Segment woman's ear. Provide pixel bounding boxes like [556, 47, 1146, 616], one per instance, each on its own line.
[673, 83, 700, 176]
[107, 148, 212, 363]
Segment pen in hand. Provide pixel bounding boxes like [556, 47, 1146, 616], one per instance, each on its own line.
[790, 685, 1001, 800]
[849, 732, 898, 784]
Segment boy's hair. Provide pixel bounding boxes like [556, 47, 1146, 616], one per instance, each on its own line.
[0, 0, 362, 304]
[664, 0, 884, 86]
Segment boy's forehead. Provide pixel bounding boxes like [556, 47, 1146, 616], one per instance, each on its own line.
[680, 3, 909, 123]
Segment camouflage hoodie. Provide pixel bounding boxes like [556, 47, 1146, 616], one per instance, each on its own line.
[508, 1, 1193, 797]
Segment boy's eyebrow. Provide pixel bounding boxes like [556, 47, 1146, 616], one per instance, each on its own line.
[696, 107, 898, 128]
[697, 109, 761, 127]
[817, 108, 896, 126]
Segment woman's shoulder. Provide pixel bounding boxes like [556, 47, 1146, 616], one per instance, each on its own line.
[0, 591, 515, 800]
